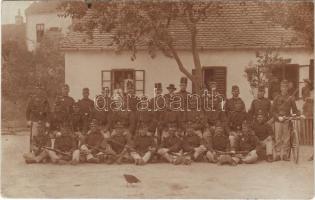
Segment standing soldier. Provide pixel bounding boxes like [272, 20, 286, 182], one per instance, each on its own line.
[225, 85, 247, 130]
[78, 88, 94, 134]
[149, 83, 165, 144]
[248, 85, 271, 122]
[175, 77, 190, 111]
[204, 81, 227, 134]
[26, 84, 50, 148]
[54, 84, 75, 120]
[272, 80, 299, 161]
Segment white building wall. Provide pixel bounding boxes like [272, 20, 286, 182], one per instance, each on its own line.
[65, 49, 313, 109]
[26, 12, 71, 51]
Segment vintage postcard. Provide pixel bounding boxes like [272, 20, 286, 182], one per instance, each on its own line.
[1, 0, 314, 198]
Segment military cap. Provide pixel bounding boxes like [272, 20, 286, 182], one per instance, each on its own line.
[167, 84, 176, 90]
[258, 85, 265, 92]
[154, 83, 162, 90]
[232, 85, 239, 91]
[180, 77, 188, 84]
[83, 87, 89, 92]
[280, 80, 289, 86]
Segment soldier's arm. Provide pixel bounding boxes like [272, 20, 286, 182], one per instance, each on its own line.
[290, 98, 300, 115]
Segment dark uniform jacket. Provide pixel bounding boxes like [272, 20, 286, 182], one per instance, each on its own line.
[182, 110, 207, 131]
[108, 133, 132, 154]
[272, 94, 299, 121]
[135, 111, 156, 133]
[132, 135, 157, 154]
[84, 130, 104, 153]
[182, 134, 203, 152]
[237, 132, 259, 152]
[174, 90, 190, 111]
[55, 134, 77, 153]
[225, 97, 247, 131]
[78, 98, 94, 114]
[252, 122, 273, 141]
[49, 112, 69, 132]
[69, 112, 84, 132]
[55, 95, 75, 117]
[26, 95, 50, 122]
[159, 110, 180, 130]
[248, 97, 271, 121]
[160, 135, 182, 153]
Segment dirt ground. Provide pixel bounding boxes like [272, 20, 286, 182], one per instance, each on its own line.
[1, 134, 314, 199]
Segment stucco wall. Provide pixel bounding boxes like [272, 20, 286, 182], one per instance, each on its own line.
[65, 49, 313, 109]
[26, 13, 71, 51]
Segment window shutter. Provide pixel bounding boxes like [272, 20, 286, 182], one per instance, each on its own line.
[134, 70, 145, 96]
[214, 67, 227, 97]
[101, 70, 111, 93]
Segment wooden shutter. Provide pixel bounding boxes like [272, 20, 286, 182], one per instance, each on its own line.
[134, 70, 145, 96]
[310, 59, 314, 84]
[101, 70, 111, 93]
[214, 67, 227, 97]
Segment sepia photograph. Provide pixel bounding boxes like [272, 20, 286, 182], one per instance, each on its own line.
[1, 0, 314, 198]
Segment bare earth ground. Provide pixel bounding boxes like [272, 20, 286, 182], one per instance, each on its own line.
[1, 134, 314, 199]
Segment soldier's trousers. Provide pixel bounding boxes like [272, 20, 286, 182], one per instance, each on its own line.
[274, 121, 290, 158]
[30, 122, 40, 138]
[130, 151, 152, 163]
[229, 132, 240, 151]
[259, 136, 273, 156]
[47, 149, 80, 163]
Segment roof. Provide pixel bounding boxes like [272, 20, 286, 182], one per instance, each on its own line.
[25, 1, 61, 15]
[61, 1, 308, 51]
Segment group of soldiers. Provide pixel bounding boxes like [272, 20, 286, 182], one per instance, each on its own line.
[23, 77, 300, 165]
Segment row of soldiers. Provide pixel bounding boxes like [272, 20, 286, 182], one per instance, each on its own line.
[23, 77, 299, 165]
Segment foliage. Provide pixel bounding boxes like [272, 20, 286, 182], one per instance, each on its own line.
[2, 33, 65, 102]
[244, 48, 291, 91]
[260, 0, 314, 49]
[59, 0, 224, 92]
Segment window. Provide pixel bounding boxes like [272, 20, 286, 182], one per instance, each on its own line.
[268, 64, 299, 100]
[101, 69, 145, 96]
[36, 24, 45, 42]
[202, 66, 227, 97]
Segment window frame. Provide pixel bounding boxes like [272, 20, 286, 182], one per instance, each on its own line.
[202, 66, 227, 97]
[36, 23, 45, 43]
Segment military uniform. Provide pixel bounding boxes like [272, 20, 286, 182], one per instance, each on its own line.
[271, 80, 299, 160]
[54, 94, 75, 119]
[174, 77, 190, 111]
[225, 85, 247, 133]
[252, 111, 274, 162]
[69, 103, 84, 132]
[26, 86, 50, 139]
[248, 86, 271, 121]
[157, 122, 183, 164]
[80, 120, 106, 163]
[130, 122, 157, 165]
[78, 88, 95, 134]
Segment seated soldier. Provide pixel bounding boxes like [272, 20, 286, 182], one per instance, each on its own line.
[157, 122, 183, 165]
[233, 121, 260, 164]
[80, 119, 106, 163]
[203, 121, 231, 164]
[23, 121, 51, 164]
[130, 122, 157, 165]
[252, 110, 274, 162]
[182, 121, 207, 164]
[106, 120, 133, 164]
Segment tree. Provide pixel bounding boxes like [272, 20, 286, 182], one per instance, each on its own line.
[260, 0, 314, 49]
[59, 0, 224, 92]
[244, 48, 291, 97]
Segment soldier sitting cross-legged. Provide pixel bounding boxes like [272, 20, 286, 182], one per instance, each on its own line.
[157, 122, 183, 165]
[130, 122, 157, 165]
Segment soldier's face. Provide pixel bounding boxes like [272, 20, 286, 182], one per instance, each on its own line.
[180, 84, 187, 91]
[115, 127, 124, 135]
[215, 127, 224, 135]
[257, 90, 265, 98]
[186, 126, 194, 135]
[242, 125, 249, 133]
[232, 89, 239, 97]
[83, 90, 89, 98]
[156, 89, 162, 95]
[90, 125, 97, 132]
[62, 87, 69, 96]
[280, 84, 288, 95]
[168, 89, 175, 94]
[257, 115, 264, 123]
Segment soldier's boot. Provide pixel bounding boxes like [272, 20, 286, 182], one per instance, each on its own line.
[183, 157, 192, 165]
[23, 153, 37, 164]
[266, 155, 273, 162]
